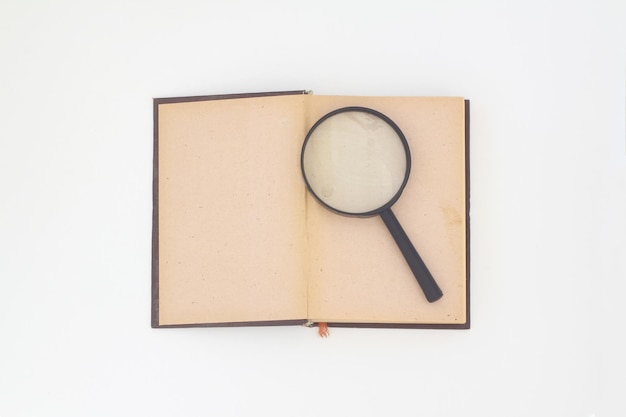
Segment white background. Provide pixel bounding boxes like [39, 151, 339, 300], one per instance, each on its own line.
[1, 1, 625, 416]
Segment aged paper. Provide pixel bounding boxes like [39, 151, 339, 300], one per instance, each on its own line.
[158, 95, 309, 325]
[306, 96, 467, 324]
[156, 94, 467, 326]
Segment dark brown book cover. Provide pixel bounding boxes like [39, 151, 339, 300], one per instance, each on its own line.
[152, 91, 470, 330]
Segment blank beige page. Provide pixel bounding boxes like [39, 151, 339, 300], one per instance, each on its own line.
[157, 95, 308, 325]
[306, 96, 467, 324]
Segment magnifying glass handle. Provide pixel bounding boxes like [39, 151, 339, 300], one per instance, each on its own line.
[380, 209, 443, 303]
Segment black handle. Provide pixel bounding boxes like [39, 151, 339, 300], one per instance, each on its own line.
[380, 209, 443, 302]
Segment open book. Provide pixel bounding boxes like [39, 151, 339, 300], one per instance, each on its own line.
[152, 91, 469, 329]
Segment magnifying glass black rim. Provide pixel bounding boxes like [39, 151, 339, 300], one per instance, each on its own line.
[301, 106, 412, 217]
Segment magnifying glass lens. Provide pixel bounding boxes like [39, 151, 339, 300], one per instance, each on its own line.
[302, 110, 408, 215]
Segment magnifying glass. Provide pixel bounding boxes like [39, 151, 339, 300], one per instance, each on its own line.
[301, 107, 443, 302]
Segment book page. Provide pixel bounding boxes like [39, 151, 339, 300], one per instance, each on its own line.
[157, 94, 308, 325]
[306, 96, 467, 325]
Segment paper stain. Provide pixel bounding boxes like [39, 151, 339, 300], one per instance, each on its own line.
[441, 206, 462, 226]
[440, 205, 465, 260]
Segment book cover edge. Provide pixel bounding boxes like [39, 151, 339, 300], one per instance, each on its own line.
[151, 94, 470, 330]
